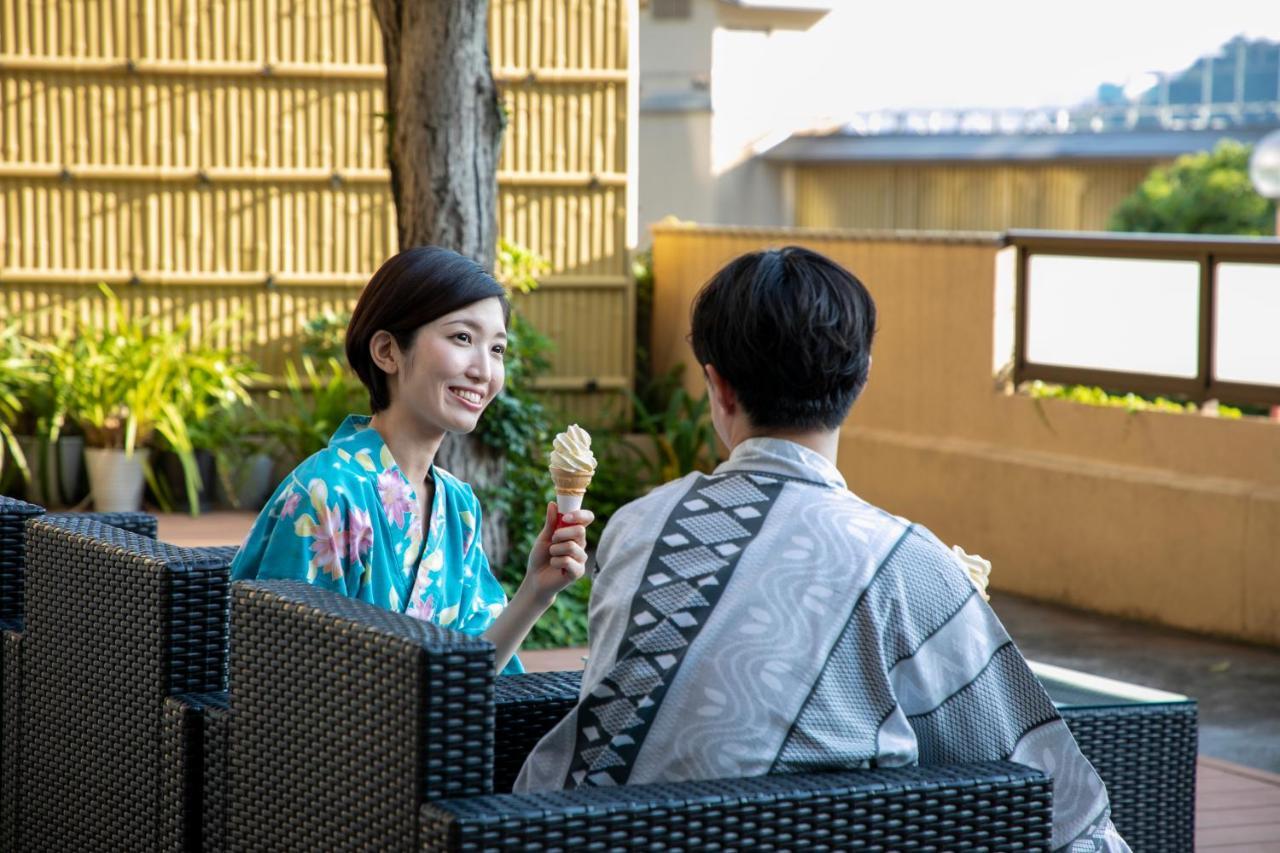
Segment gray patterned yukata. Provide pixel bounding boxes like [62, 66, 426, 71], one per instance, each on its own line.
[515, 437, 1129, 852]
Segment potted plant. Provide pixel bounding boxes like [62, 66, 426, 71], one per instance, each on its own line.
[0, 322, 32, 491]
[63, 285, 255, 513]
[183, 398, 276, 512]
[0, 318, 86, 507]
[151, 343, 263, 513]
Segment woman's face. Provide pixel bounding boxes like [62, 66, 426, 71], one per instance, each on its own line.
[390, 296, 507, 436]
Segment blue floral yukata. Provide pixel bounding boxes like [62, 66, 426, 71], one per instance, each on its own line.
[231, 414, 523, 674]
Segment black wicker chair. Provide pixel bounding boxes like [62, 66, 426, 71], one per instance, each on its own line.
[230, 581, 1053, 852]
[1059, 701, 1197, 852]
[487, 670, 1198, 853]
[13, 513, 235, 851]
[0, 496, 161, 850]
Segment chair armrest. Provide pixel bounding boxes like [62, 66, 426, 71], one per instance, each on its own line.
[0, 623, 22, 852]
[50, 511, 158, 539]
[1060, 701, 1198, 852]
[494, 671, 581, 792]
[162, 691, 230, 853]
[421, 761, 1052, 851]
[229, 580, 495, 851]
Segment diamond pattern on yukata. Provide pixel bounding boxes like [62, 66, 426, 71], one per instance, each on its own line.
[564, 472, 785, 788]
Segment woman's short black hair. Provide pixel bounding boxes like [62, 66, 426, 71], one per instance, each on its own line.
[690, 246, 876, 431]
[346, 246, 509, 412]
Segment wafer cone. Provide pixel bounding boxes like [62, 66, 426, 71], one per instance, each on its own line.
[550, 467, 593, 513]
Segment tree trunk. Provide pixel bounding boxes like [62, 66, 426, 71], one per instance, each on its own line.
[371, 0, 510, 571]
[372, 0, 504, 265]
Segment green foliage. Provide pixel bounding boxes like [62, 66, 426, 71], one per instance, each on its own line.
[300, 311, 351, 362]
[1025, 381, 1244, 418]
[263, 356, 369, 466]
[0, 322, 33, 481]
[496, 238, 550, 296]
[626, 367, 722, 483]
[59, 286, 260, 512]
[1108, 140, 1277, 235]
[631, 249, 655, 392]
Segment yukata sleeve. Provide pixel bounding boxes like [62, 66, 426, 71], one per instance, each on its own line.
[889, 564, 1130, 852]
[242, 474, 362, 598]
[452, 487, 524, 674]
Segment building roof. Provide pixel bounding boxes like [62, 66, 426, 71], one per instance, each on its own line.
[764, 126, 1280, 164]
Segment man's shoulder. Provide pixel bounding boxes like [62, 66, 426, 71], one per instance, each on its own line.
[610, 470, 707, 522]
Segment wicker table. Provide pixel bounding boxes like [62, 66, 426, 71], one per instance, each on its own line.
[1033, 661, 1197, 853]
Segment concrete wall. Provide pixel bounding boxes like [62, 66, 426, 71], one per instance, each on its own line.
[651, 223, 1280, 646]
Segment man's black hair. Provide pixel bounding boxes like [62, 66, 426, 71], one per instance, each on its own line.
[689, 246, 876, 431]
[346, 246, 509, 412]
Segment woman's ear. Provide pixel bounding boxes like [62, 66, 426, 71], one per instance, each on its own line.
[369, 330, 400, 375]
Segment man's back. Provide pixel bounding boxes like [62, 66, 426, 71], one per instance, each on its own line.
[516, 438, 1128, 851]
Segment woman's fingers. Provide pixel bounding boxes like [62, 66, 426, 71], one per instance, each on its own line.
[548, 540, 587, 561]
[555, 509, 595, 527]
[549, 554, 586, 578]
[550, 524, 586, 544]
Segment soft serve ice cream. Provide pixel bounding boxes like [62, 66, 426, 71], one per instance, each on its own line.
[548, 424, 596, 514]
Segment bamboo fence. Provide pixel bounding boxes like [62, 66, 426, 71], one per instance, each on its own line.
[1, 0, 636, 421]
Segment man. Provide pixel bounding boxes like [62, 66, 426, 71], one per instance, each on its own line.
[516, 246, 1129, 852]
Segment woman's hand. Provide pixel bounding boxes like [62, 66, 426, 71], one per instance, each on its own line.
[484, 502, 596, 672]
[522, 501, 595, 606]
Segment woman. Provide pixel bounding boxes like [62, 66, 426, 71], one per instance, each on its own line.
[231, 247, 593, 674]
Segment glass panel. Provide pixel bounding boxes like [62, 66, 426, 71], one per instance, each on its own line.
[1026, 255, 1200, 378]
[1215, 262, 1280, 387]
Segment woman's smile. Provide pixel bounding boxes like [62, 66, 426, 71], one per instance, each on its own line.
[449, 386, 487, 409]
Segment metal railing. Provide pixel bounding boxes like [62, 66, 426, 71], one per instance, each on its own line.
[1010, 230, 1280, 406]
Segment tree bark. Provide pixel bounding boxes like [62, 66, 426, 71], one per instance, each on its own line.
[371, 0, 504, 265]
[371, 0, 511, 571]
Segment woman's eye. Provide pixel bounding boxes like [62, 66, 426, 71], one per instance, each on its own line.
[454, 332, 472, 344]
[492, 344, 507, 356]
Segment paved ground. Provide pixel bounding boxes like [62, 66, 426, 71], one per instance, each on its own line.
[991, 591, 1280, 775]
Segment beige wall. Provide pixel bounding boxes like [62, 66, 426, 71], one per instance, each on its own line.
[652, 223, 1280, 646]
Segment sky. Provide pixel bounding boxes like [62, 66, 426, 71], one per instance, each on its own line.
[802, 0, 1280, 112]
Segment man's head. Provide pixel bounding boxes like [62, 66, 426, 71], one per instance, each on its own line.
[690, 246, 876, 434]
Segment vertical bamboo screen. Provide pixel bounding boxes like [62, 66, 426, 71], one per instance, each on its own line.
[0, 0, 635, 422]
[792, 162, 1158, 233]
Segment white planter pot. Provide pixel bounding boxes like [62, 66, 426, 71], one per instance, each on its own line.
[84, 447, 149, 513]
[16, 434, 85, 508]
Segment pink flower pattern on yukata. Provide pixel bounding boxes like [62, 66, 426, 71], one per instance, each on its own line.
[377, 469, 415, 529]
[408, 591, 436, 622]
[280, 490, 302, 519]
[305, 480, 347, 582]
[347, 506, 374, 562]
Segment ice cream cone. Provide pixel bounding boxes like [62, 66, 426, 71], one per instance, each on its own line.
[550, 467, 593, 513]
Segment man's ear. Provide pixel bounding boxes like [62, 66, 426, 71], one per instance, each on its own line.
[703, 364, 737, 416]
[369, 330, 400, 375]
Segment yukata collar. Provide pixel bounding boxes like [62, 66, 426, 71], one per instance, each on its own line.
[330, 414, 430, 490]
[330, 414, 386, 455]
[715, 436, 846, 490]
